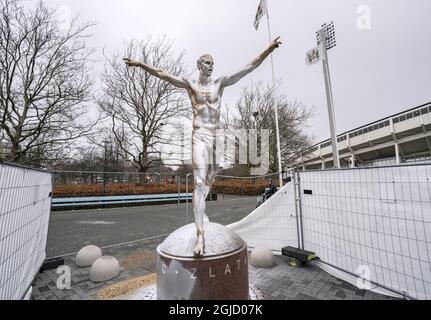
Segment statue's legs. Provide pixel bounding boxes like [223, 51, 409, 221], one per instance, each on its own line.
[192, 129, 219, 256]
[193, 167, 207, 256]
[205, 162, 219, 199]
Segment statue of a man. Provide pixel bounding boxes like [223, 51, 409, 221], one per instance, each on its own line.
[124, 36, 281, 256]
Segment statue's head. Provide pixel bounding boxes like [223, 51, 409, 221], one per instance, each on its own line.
[197, 54, 214, 77]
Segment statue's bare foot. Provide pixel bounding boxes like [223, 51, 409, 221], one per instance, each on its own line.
[194, 234, 204, 257]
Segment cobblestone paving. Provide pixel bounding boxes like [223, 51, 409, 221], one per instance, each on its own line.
[32, 239, 161, 300]
[31, 240, 399, 300]
[117, 284, 265, 300]
[249, 258, 398, 300]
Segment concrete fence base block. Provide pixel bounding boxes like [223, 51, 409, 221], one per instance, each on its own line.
[90, 256, 120, 283]
[250, 248, 275, 268]
[75, 245, 102, 267]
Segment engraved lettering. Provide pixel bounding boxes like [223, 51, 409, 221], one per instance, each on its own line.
[209, 266, 216, 278]
[162, 262, 167, 274]
[225, 264, 231, 276]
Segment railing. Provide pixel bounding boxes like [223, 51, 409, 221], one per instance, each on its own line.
[51, 193, 193, 210]
[0, 161, 53, 300]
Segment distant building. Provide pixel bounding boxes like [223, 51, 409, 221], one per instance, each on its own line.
[293, 102, 431, 170]
[0, 138, 12, 160]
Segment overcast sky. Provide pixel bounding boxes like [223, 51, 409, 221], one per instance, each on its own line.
[42, 0, 431, 142]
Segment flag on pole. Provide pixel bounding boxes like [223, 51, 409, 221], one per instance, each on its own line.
[254, 0, 268, 30]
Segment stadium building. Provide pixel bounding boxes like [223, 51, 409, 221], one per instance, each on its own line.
[294, 102, 431, 170]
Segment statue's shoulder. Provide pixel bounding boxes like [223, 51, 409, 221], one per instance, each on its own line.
[185, 78, 197, 89]
[215, 75, 227, 84]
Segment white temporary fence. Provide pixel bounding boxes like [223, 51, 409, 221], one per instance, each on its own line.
[229, 164, 431, 300]
[229, 180, 299, 252]
[0, 162, 52, 300]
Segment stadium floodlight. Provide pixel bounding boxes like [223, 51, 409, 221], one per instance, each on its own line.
[316, 22, 337, 50]
[315, 21, 340, 168]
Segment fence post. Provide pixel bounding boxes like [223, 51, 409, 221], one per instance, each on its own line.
[186, 173, 190, 224]
[186, 174, 188, 224]
[51, 172, 56, 210]
[177, 174, 180, 206]
[294, 170, 305, 250]
[177, 174, 181, 228]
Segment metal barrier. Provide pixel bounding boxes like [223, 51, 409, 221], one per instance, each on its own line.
[230, 163, 431, 300]
[44, 171, 278, 258]
[51, 193, 193, 210]
[298, 164, 431, 300]
[0, 161, 53, 300]
[4, 162, 428, 299]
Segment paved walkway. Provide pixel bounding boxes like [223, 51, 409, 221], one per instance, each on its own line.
[31, 238, 398, 300]
[250, 260, 396, 300]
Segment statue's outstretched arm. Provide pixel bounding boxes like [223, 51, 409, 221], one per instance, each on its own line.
[220, 37, 282, 88]
[123, 58, 190, 89]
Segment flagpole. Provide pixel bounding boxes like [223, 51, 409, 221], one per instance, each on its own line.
[265, 7, 284, 188]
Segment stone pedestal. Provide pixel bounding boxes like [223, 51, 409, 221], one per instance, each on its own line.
[156, 222, 249, 300]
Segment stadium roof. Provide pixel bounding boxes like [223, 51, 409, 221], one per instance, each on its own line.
[294, 102, 431, 169]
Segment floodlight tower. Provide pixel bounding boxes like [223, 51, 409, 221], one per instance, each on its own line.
[316, 22, 340, 168]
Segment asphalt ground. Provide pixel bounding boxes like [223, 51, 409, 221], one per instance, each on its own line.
[46, 196, 257, 258]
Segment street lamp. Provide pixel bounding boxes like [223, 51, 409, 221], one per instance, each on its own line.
[103, 140, 110, 194]
[0, 138, 5, 159]
[252, 111, 259, 130]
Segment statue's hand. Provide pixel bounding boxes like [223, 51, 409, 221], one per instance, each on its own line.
[269, 36, 282, 52]
[123, 58, 140, 67]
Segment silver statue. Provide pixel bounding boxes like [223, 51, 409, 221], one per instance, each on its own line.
[124, 36, 281, 256]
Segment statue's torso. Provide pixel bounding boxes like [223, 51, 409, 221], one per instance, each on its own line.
[187, 79, 223, 131]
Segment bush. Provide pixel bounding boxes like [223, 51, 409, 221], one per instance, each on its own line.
[54, 179, 268, 198]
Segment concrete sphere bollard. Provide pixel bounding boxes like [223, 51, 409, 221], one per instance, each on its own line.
[90, 256, 120, 283]
[75, 245, 102, 267]
[250, 247, 275, 268]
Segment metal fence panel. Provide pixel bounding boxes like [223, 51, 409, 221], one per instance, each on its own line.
[0, 162, 52, 300]
[45, 172, 274, 258]
[299, 165, 431, 299]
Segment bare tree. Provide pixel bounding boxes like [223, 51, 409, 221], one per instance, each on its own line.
[87, 133, 130, 173]
[97, 37, 189, 173]
[227, 82, 314, 172]
[0, 0, 95, 166]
